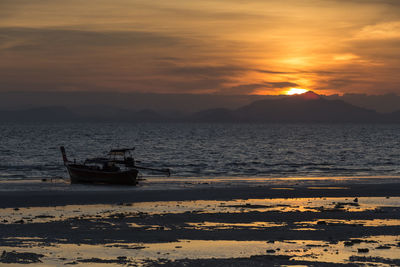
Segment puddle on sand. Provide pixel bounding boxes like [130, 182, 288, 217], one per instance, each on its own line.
[127, 223, 172, 231]
[307, 187, 349, 190]
[216, 197, 400, 213]
[292, 227, 322, 231]
[296, 219, 400, 227]
[1, 235, 399, 266]
[127, 221, 286, 231]
[270, 187, 295, 190]
[1, 197, 399, 224]
[185, 221, 287, 230]
[1, 237, 47, 248]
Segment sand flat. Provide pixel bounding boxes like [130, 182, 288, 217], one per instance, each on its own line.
[0, 179, 400, 266]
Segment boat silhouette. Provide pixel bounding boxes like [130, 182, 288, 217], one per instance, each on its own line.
[60, 146, 170, 185]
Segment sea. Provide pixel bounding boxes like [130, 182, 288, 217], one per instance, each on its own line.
[1, 122, 400, 184]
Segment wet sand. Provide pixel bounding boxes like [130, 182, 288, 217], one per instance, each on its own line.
[1, 180, 400, 208]
[1, 179, 400, 266]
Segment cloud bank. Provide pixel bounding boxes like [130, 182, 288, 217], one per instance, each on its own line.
[1, 0, 400, 95]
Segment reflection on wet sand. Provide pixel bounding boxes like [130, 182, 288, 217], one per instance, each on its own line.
[1, 196, 399, 266]
[296, 219, 400, 227]
[1, 236, 399, 266]
[2, 197, 399, 224]
[307, 187, 350, 190]
[186, 221, 287, 229]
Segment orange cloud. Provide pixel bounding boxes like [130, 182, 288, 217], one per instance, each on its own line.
[0, 0, 400, 95]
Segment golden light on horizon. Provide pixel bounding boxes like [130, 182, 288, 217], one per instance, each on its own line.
[285, 88, 308, 95]
[1, 1, 399, 95]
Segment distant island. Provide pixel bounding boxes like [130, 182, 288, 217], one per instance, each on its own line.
[0, 91, 399, 123]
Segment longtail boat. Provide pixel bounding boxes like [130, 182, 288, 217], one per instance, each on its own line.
[60, 146, 170, 185]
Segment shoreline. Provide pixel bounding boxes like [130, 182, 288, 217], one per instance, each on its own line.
[0, 181, 399, 208]
[1, 177, 399, 265]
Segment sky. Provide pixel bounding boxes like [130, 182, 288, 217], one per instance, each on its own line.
[1, 0, 400, 96]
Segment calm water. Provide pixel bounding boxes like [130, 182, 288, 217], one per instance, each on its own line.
[1, 123, 400, 180]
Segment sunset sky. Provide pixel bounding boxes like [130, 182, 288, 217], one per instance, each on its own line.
[1, 0, 400, 95]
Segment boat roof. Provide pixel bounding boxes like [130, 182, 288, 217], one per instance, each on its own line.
[108, 148, 135, 156]
[84, 157, 109, 164]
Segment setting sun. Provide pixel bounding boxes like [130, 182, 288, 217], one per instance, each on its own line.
[285, 88, 309, 95]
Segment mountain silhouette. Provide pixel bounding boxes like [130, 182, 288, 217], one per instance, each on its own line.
[0, 92, 397, 123]
[75, 106, 166, 122]
[189, 108, 236, 122]
[191, 91, 385, 123]
[387, 110, 400, 123]
[0, 106, 168, 122]
[0, 106, 79, 122]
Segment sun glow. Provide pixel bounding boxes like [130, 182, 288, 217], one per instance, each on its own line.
[285, 88, 308, 95]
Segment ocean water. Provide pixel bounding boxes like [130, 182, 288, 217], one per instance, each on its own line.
[0, 122, 400, 181]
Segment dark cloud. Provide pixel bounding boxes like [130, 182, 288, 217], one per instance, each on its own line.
[255, 68, 354, 76]
[265, 82, 299, 88]
[221, 81, 299, 94]
[0, 61, 231, 93]
[0, 27, 183, 53]
[133, 2, 279, 23]
[325, 78, 371, 88]
[0, 26, 252, 93]
[317, 76, 400, 95]
[164, 66, 247, 77]
[160, 66, 299, 94]
[116, 77, 229, 94]
[255, 69, 295, 74]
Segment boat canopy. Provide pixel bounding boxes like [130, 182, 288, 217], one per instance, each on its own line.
[84, 157, 109, 164]
[108, 148, 135, 156]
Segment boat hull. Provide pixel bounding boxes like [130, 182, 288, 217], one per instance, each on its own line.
[66, 164, 139, 185]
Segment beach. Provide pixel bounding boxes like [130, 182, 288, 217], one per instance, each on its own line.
[1, 177, 400, 266]
[3, 0, 400, 264]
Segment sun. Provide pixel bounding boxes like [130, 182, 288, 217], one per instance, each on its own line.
[285, 88, 308, 95]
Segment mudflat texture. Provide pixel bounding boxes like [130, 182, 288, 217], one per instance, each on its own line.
[1, 181, 399, 266]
